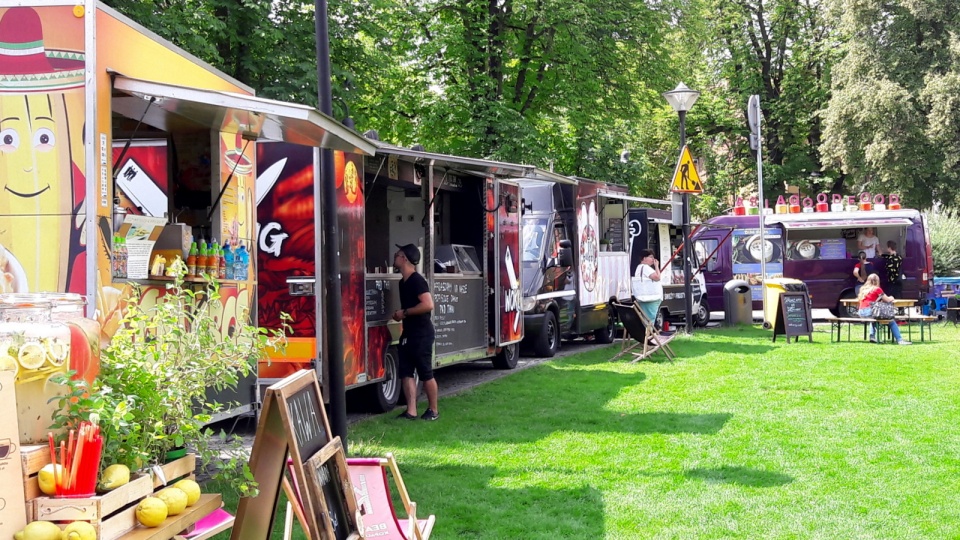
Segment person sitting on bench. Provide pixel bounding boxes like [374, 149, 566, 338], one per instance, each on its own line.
[857, 273, 910, 345]
[632, 249, 663, 345]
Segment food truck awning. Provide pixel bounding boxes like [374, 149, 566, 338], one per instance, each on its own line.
[373, 146, 577, 184]
[597, 189, 678, 207]
[768, 210, 918, 230]
[111, 74, 377, 155]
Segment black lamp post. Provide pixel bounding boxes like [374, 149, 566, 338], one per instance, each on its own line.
[662, 82, 700, 334]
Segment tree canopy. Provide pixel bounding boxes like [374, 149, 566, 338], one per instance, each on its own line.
[101, 0, 956, 213]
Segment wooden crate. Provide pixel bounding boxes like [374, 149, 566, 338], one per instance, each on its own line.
[25, 453, 214, 540]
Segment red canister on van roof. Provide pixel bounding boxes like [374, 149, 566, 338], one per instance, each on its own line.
[889, 194, 901, 210]
[789, 194, 801, 213]
[816, 193, 829, 212]
[859, 192, 872, 211]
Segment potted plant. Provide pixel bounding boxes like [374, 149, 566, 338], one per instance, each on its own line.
[52, 261, 288, 496]
[599, 238, 613, 252]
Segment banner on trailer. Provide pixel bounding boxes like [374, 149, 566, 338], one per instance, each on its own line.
[0, 6, 87, 294]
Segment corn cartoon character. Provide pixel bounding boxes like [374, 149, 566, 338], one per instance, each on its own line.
[0, 7, 85, 293]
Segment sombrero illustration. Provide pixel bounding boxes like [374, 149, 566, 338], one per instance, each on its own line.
[0, 7, 85, 93]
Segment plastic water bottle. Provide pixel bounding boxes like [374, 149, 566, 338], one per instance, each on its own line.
[224, 245, 235, 280]
[239, 243, 250, 280]
[234, 243, 246, 281]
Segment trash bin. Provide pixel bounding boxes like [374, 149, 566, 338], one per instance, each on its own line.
[723, 279, 753, 326]
[763, 277, 808, 328]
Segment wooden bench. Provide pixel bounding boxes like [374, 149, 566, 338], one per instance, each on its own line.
[824, 316, 894, 343]
[895, 314, 937, 342]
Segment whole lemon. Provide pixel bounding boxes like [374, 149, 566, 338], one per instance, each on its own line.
[99, 464, 131, 491]
[155, 487, 188, 516]
[13, 521, 62, 540]
[63, 521, 97, 540]
[38, 463, 63, 495]
[173, 479, 202, 506]
[136, 497, 168, 527]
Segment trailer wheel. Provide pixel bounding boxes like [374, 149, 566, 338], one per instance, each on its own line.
[365, 346, 402, 413]
[493, 343, 519, 369]
[694, 298, 711, 327]
[593, 311, 616, 344]
[533, 311, 560, 357]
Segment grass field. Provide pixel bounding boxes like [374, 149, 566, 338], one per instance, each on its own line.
[216, 322, 960, 539]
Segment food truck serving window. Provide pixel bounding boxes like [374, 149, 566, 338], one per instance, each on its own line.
[773, 218, 913, 230]
[435, 244, 481, 274]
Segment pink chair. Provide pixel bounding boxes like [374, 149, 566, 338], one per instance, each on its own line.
[346, 453, 435, 540]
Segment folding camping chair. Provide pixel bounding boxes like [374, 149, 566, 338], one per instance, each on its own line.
[611, 301, 676, 362]
[346, 453, 435, 540]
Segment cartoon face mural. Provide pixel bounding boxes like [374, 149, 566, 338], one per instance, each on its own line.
[0, 6, 85, 293]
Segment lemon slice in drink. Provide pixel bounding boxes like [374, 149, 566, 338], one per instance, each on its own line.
[0, 353, 18, 376]
[17, 342, 46, 370]
[44, 338, 69, 367]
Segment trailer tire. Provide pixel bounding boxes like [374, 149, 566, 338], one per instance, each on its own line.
[694, 298, 711, 327]
[493, 343, 519, 369]
[365, 346, 401, 413]
[593, 313, 616, 344]
[532, 311, 560, 357]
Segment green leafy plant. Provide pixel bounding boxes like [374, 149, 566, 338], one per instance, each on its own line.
[928, 209, 960, 276]
[52, 262, 289, 496]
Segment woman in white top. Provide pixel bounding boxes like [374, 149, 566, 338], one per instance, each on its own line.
[632, 249, 663, 326]
[857, 227, 880, 258]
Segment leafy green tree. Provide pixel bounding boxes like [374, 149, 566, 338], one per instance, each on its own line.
[821, 0, 960, 209]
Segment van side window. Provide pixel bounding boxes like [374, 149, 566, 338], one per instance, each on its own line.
[552, 223, 567, 258]
[696, 239, 719, 272]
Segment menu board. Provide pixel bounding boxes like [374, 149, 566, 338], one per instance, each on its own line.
[304, 439, 360, 540]
[434, 277, 485, 354]
[364, 278, 397, 323]
[819, 238, 847, 260]
[607, 218, 624, 250]
[773, 292, 813, 343]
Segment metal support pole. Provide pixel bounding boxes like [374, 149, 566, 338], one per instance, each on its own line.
[315, 0, 348, 452]
[679, 110, 694, 334]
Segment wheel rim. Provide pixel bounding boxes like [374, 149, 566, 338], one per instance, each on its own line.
[380, 350, 399, 401]
[547, 317, 558, 350]
[505, 344, 517, 363]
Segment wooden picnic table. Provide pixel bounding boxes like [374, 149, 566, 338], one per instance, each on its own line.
[840, 298, 917, 309]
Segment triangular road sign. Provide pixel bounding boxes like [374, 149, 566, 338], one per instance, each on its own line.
[669, 145, 704, 194]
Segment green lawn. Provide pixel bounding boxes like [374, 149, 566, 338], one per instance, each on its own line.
[221, 323, 960, 539]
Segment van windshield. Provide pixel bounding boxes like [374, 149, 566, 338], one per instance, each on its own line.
[522, 217, 549, 262]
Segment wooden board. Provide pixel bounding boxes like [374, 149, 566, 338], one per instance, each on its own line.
[0, 372, 27, 537]
[302, 439, 361, 540]
[773, 292, 813, 343]
[232, 370, 335, 540]
[116, 493, 221, 540]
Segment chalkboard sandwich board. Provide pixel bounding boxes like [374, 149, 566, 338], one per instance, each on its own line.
[233, 370, 336, 540]
[773, 292, 813, 343]
[304, 437, 362, 540]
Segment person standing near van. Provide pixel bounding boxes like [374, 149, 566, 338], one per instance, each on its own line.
[858, 227, 880, 258]
[853, 251, 875, 293]
[392, 243, 440, 421]
[881, 241, 904, 298]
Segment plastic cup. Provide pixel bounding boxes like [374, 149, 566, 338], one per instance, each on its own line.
[59, 437, 103, 498]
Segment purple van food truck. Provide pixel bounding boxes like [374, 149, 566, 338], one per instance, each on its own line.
[692, 209, 934, 317]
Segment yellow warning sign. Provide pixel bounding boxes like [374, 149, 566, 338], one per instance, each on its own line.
[669, 145, 703, 194]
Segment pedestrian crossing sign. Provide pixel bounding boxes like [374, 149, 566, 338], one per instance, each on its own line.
[669, 145, 703, 194]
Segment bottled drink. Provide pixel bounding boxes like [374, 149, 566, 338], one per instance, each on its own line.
[117, 237, 127, 278]
[235, 242, 248, 281]
[112, 235, 122, 278]
[223, 245, 234, 280]
[187, 241, 198, 277]
[198, 242, 209, 277]
[218, 247, 226, 279]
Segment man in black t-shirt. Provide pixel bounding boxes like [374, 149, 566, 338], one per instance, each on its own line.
[392, 243, 439, 421]
[881, 241, 904, 298]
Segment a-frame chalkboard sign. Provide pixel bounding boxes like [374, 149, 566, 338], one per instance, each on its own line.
[772, 292, 813, 343]
[231, 370, 361, 540]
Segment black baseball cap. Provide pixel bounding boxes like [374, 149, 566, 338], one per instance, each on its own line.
[395, 244, 421, 264]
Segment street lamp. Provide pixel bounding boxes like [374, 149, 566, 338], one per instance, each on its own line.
[663, 82, 700, 334]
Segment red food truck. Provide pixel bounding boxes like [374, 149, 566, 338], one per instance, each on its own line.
[0, 2, 375, 425]
[256, 141, 571, 411]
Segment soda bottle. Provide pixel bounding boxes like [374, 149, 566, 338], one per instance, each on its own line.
[113, 235, 122, 278]
[198, 241, 209, 277]
[223, 245, 234, 280]
[240, 244, 250, 280]
[209, 241, 220, 276]
[187, 241, 198, 277]
[118, 236, 127, 278]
